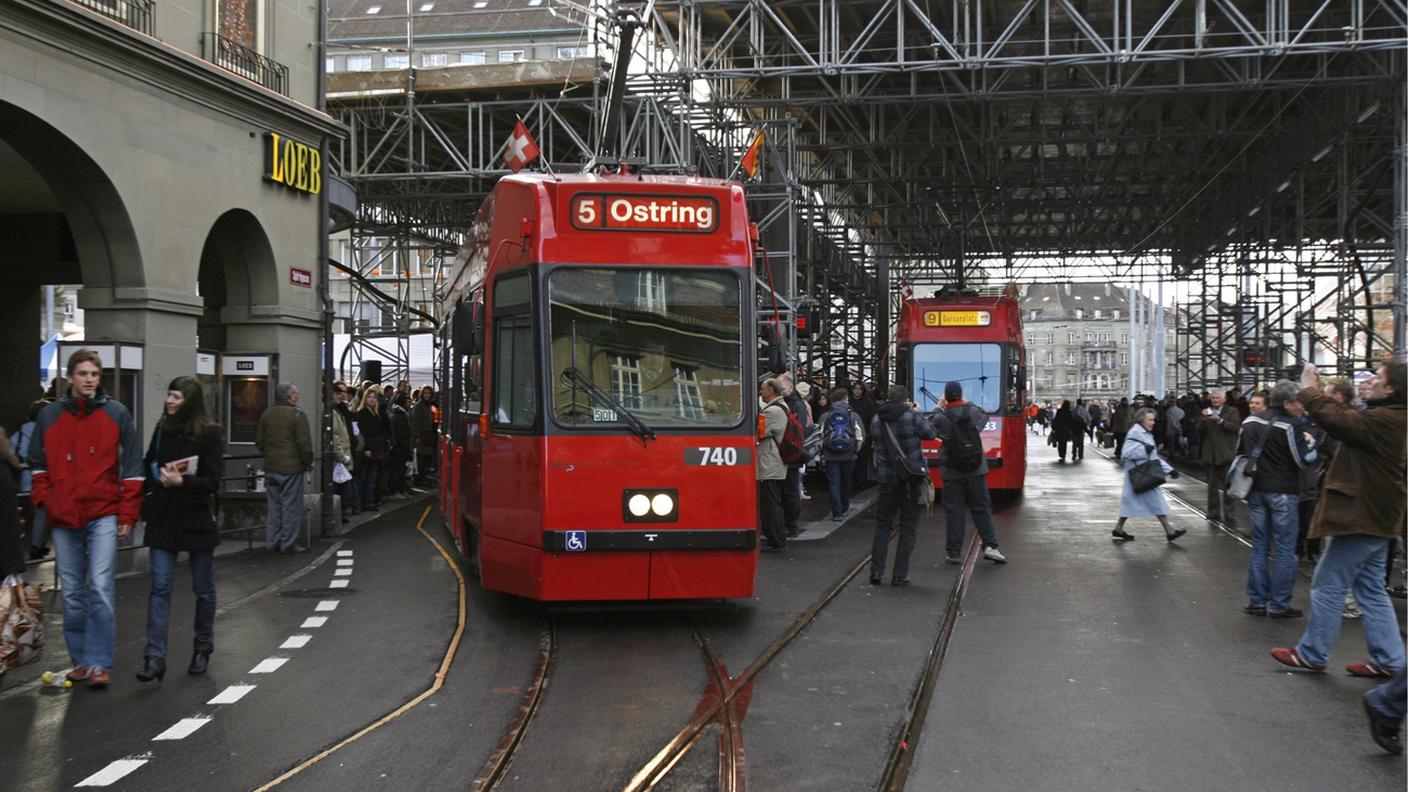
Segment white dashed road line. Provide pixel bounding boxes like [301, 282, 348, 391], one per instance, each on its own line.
[329, 579, 350, 588]
[337, 550, 353, 556]
[334, 568, 353, 576]
[153, 718, 212, 741]
[208, 685, 257, 705]
[76, 758, 150, 787]
[250, 657, 290, 674]
[316, 600, 340, 611]
[336, 558, 354, 566]
[301, 616, 328, 629]
[281, 635, 312, 649]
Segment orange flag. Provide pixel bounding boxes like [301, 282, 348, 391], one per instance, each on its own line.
[740, 130, 765, 180]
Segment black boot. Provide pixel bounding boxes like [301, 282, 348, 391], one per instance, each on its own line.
[136, 657, 166, 683]
[188, 650, 211, 675]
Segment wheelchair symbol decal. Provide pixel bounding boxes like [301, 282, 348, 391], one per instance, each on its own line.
[565, 531, 586, 552]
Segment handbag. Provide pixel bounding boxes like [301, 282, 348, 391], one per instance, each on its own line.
[882, 422, 935, 509]
[1225, 421, 1271, 501]
[0, 574, 45, 674]
[1128, 458, 1167, 493]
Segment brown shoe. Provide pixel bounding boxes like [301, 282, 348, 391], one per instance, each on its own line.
[86, 668, 111, 689]
[65, 665, 90, 683]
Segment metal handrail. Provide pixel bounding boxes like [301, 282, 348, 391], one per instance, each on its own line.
[201, 32, 290, 96]
[69, 0, 155, 36]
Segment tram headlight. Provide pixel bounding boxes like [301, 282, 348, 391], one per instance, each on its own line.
[650, 493, 675, 517]
[627, 493, 652, 517]
[622, 488, 679, 522]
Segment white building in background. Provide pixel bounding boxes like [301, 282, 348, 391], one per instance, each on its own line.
[1019, 283, 1177, 404]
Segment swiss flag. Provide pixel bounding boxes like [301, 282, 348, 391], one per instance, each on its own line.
[899, 279, 914, 301]
[504, 120, 540, 173]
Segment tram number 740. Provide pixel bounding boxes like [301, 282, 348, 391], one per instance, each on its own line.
[685, 447, 753, 466]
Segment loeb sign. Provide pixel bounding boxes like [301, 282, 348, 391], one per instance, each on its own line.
[570, 193, 719, 233]
[264, 132, 322, 196]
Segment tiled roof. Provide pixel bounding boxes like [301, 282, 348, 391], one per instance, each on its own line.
[1019, 283, 1132, 320]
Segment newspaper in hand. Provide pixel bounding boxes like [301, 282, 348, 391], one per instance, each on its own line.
[166, 455, 199, 475]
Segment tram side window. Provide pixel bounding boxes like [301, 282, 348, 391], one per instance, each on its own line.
[491, 273, 536, 430]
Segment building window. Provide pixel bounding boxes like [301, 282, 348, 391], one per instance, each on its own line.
[325, 57, 335, 72]
[637, 272, 667, 313]
[347, 55, 372, 71]
[1094, 309, 1103, 319]
[1119, 353, 1128, 366]
[557, 46, 586, 59]
[1120, 333, 1128, 344]
[472, 0, 487, 7]
[1044, 351, 1053, 366]
[499, 49, 526, 63]
[218, 0, 266, 52]
[1112, 310, 1121, 320]
[461, 51, 487, 64]
[418, 1, 435, 9]
[1075, 309, 1084, 319]
[611, 356, 643, 410]
[366, 4, 382, 13]
[384, 53, 408, 69]
[1100, 374, 1111, 389]
[423, 52, 449, 67]
[673, 367, 704, 420]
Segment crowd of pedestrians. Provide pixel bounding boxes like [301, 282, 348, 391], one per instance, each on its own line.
[0, 350, 440, 690]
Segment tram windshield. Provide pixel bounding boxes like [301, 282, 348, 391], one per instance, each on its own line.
[912, 343, 1003, 413]
[548, 268, 745, 429]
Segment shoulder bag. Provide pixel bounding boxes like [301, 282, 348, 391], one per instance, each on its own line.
[1225, 422, 1271, 501]
[882, 421, 935, 509]
[1127, 439, 1167, 494]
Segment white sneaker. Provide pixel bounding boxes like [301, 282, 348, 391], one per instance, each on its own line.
[983, 546, 1007, 564]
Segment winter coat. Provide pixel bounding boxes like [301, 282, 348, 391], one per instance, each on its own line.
[141, 423, 224, 552]
[331, 405, 353, 464]
[1196, 403, 1240, 465]
[869, 400, 936, 484]
[757, 397, 788, 481]
[1165, 405, 1185, 438]
[1119, 424, 1175, 518]
[1049, 409, 1074, 442]
[1111, 403, 1133, 434]
[816, 403, 864, 463]
[27, 388, 144, 529]
[410, 400, 436, 449]
[255, 404, 313, 475]
[1235, 409, 1316, 495]
[930, 400, 989, 480]
[1299, 387, 1406, 541]
[389, 405, 412, 461]
[357, 407, 390, 461]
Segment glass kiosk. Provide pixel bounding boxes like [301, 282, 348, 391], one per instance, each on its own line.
[221, 354, 275, 492]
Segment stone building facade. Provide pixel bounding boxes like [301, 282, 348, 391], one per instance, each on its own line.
[2, 0, 342, 476]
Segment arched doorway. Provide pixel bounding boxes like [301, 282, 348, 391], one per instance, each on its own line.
[197, 209, 279, 351]
[0, 100, 143, 426]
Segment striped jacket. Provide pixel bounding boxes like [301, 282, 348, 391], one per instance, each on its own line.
[27, 389, 144, 528]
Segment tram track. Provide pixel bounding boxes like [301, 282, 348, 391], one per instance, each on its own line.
[471, 618, 558, 791]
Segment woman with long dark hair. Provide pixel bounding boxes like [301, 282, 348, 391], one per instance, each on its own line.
[355, 388, 389, 512]
[136, 376, 224, 682]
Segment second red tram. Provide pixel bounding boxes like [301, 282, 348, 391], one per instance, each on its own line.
[437, 171, 759, 601]
[895, 290, 1027, 492]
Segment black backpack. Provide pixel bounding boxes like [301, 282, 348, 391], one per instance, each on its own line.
[940, 407, 984, 473]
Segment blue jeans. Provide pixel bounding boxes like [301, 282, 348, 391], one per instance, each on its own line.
[1367, 669, 1407, 722]
[1246, 490, 1299, 612]
[51, 516, 118, 671]
[825, 460, 854, 517]
[1295, 535, 1405, 670]
[145, 548, 216, 659]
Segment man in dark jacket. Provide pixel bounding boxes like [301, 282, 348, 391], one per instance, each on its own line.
[255, 383, 314, 553]
[27, 349, 144, 689]
[932, 381, 1006, 565]
[1238, 380, 1317, 618]
[387, 393, 413, 497]
[816, 388, 864, 521]
[850, 382, 877, 490]
[868, 385, 936, 586]
[1111, 398, 1133, 460]
[1272, 361, 1406, 679]
[1197, 390, 1240, 527]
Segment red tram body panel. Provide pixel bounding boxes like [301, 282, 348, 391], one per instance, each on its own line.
[438, 173, 758, 601]
[896, 294, 1027, 492]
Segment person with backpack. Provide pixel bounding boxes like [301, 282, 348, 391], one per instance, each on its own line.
[817, 388, 865, 521]
[779, 373, 811, 533]
[756, 378, 790, 552]
[932, 381, 1007, 565]
[868, 385, 936, 586]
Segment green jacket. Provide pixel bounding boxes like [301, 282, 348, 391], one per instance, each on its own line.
[255, 404, 314, 475]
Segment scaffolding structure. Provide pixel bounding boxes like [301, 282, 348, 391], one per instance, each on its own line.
[328, 0, 1408, 390]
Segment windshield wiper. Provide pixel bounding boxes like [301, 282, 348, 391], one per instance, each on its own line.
[560, 366, 656, 443]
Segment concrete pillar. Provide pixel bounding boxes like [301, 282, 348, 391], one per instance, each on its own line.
[0, 282, 44, 428]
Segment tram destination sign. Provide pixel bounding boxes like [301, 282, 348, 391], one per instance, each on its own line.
[570, 193, 719, 233]
[923, 310, 991, 327]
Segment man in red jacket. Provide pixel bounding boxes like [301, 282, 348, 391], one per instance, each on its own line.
[27, 349, 144, 689]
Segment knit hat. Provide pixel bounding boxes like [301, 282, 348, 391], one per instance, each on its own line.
[944, 381, 963, 401]
[795, 381, 812, 399]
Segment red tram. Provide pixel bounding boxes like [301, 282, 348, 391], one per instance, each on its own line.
[895, 290, 1027, 492]
[437, 172, 759, 601]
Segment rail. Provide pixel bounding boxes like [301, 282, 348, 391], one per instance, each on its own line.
[202, 32, 290, 96]
[69, 0, 155, 36]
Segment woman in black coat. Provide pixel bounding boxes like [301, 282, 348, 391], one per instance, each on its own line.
[355, 390, 389, 511]
[1049, 400, 1074, 462]
[387, 393, 413, 496]
[137, 376, 224, 682]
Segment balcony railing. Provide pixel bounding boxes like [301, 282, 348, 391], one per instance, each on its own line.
[202, 32, 290, 96]
[71, 0, 155, 36]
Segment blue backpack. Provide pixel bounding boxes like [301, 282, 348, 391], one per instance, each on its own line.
[822, 408, 858, 455]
